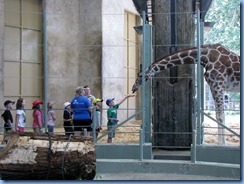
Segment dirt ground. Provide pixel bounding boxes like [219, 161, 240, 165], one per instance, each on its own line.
[0, 113, 240, 146]
[203, 112, 240, 146]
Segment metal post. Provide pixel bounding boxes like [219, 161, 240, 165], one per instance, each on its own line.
[43, 1, 48, 133]
[196, 6, 201, 145]
[200, 21, 204, 144]
[140, 128, 143, 161]
[92, 107, 97, 143]
[142, 12, 152, 143]
[141, 11, 146, 144]
[191, 130, 196, 163]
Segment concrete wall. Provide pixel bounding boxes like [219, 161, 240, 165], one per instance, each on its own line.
[95, 143, 152, 159]
[0, 0, 3, 133]
[46, 0, 102, 127]
[0, 0, 4, 109]
[196, 145, 240, 164]
[101, 0, 138, 124]
[45, 0, 138, 127]
[0, 0, 138, 129]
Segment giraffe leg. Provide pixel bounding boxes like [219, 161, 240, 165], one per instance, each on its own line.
[209, 88, 225, 145]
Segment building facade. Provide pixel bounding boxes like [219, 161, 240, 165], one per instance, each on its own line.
[0, 0, 141, 129]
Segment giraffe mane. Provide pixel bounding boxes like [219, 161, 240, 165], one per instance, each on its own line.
[150, 43, 232, 67]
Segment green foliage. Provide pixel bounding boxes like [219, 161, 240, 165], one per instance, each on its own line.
[204, 0, 240, 53]
[229, 93, 240, 101]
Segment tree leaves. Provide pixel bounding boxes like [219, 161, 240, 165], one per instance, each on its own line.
[204, 0, 240, 53]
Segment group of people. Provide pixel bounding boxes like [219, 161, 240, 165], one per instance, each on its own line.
[1, 85, 134, 143]
[1, 97, 56, 144]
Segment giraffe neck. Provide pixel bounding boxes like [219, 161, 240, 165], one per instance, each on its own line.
[145, 44, 240, 80]
[145, 47, 203, 77]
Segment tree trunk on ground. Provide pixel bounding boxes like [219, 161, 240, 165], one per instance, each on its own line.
[0, 132, 96, 180]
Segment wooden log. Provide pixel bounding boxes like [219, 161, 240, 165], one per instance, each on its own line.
[0, 132, 96, 180]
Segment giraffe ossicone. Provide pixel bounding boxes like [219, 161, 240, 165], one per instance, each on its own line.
[132, 44, 240, 145]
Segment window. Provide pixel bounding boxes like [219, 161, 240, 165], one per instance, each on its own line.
[4, 0, 43, 98]
[4, 0, 43, 125]
[123, 11, 141, 117]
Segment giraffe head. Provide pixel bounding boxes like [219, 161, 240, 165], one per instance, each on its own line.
[132, 67, 154, 93]
[132, 73, 143, 93]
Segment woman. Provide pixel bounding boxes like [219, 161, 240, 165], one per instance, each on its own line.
[70, 86, 92, 136]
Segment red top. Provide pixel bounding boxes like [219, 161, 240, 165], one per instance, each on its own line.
[32, 110, 43, 128]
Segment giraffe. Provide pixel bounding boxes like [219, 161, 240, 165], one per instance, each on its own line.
[132, 44, 240, 145]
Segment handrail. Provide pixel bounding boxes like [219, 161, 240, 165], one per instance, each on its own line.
[96, 110, 142, 142]
[202, 111, 240, 138]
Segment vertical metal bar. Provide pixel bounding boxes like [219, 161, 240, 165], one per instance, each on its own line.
[43, 1, 48, 133]
[92, 107, 97, 143]
[20, 0, 23, 96]
[200, 21, 204, 144]
[140, 128, 143, 161]
[191, 130, 196, 163]
[141, 11, 146, 143]
[196, 6, 201, 144]
[144, 25, 152, 143]
[140, 11, 147, 160]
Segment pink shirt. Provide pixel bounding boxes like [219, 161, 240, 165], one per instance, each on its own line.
[32, 110, 43, 127]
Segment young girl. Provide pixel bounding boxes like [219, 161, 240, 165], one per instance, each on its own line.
[47, 101, 56, 134]
[15, 98, 26, 132]
[32, 99, 44, 133]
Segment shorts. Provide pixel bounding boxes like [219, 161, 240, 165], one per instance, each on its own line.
[47, 125, 54, 133]
[108, 125, 116, 139]
[17, 126, 24, 132]
[4, 127, 11, 133]
[64, 122, 74, 136]
[73, 119, 92, 132]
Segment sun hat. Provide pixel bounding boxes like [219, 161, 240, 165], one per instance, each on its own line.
[63, 102, 71, 109]
[93, 98, 103, 105]
[4, 100, 15, 107]
[32, 99, 43, 109]
[106, 98, 114, 106]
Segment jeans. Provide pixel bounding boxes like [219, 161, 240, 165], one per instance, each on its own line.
[48, 125, 54, 133]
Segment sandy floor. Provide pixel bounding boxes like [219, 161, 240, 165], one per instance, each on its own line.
[203, 112, 240, 146]
[96, 113, 240, 146]
[0, 113, 240, 146]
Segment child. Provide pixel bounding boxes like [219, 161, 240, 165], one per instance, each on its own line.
[32, 99, 44, 133]
[106, 94, 134, 143]
[15, 98, 26, 132]
[47, 101, 56, 134]
[1, 100, 15, 144]
[92, 98, 103, 138]
[63, 102, 74, 136]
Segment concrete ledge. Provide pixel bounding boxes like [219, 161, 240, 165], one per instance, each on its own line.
[95, 143, 152, 159]
[96, 159, 240, 179]
[95, 173, 238, 180]
[195, 145, 240, 164]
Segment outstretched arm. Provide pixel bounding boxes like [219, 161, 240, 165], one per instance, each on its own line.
[118, 94, 135, 105]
